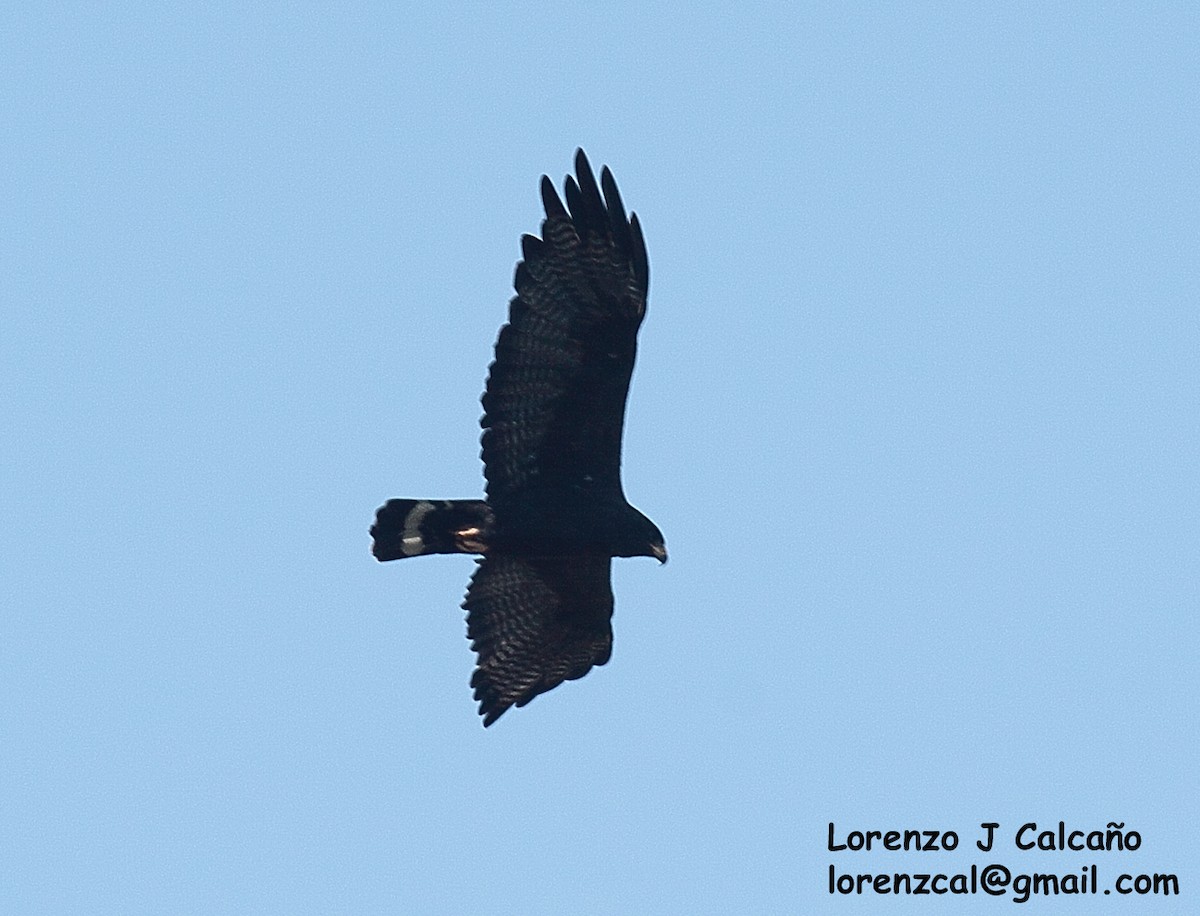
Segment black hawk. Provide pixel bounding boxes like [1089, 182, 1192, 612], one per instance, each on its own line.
[371, 150, 666, 726]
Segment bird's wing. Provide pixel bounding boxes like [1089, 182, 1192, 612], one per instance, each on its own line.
[481, 149, 650, 505]
[463, 554, 614, 726]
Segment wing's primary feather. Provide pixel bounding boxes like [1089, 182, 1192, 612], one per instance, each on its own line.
[540, 175, 569, 219]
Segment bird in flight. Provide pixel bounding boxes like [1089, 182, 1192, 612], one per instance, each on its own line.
[371, 150, 666, 726]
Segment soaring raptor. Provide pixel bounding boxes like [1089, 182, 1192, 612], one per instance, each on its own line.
[371, 150, 666, 726]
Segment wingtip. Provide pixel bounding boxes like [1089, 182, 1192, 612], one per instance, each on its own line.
[600, 165, 631, 250]
[540, 174, 567, 218]
[520, 233, 543, 262]
[478, 695, 508, 727]
[599, 164, 617, 197]
[574, 147, 591, 177]
[630, 211, 649, 288]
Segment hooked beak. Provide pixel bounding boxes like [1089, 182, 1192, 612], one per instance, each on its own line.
[651, 543, 668, 565]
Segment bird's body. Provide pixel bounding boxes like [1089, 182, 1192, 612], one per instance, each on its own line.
[372, 150, 664, 726]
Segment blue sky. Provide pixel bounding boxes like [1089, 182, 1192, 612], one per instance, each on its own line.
[3, 3, 1196, 913]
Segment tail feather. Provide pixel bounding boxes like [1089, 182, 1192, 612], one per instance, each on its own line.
[371, 499, 493, 561]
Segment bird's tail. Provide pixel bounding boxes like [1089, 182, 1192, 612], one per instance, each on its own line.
[370, 499, 493, 561]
